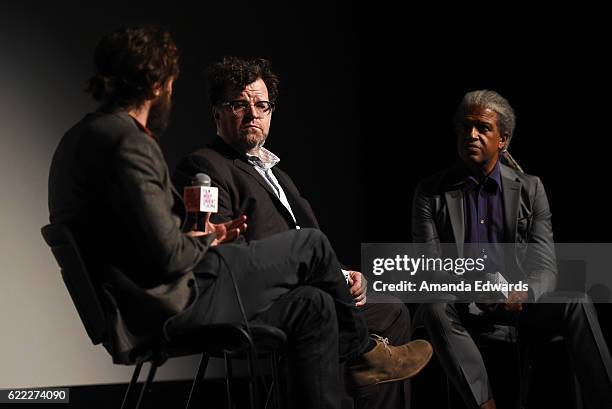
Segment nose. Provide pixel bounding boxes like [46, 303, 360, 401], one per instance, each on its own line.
[468, 126, 479, 140]
[245, 103, 261, 120]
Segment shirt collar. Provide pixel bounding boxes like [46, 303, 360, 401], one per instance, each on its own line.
[130, 116, 156, 140]
[464, 159, 502, 192]
[99, 105, 158, 141]
[246, 147, 280, 172]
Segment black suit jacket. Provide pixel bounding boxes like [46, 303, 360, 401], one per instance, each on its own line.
[49, 110, 213, 351]
[411, 162, 557, 301]
[173, 137, 319, 241]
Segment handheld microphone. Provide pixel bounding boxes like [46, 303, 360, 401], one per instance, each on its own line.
[474, 271, 510, 305]
[183, 173, 218, 230]
[487, 271, 509, 299]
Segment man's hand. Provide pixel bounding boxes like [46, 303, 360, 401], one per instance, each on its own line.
[347, 270, 367, 307]
[475, 303, 499, 313]
[187, 214, 247, 246]
[504, 290, 529, 312]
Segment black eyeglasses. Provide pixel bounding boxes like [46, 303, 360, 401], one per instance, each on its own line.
[221, 100, 275, 117]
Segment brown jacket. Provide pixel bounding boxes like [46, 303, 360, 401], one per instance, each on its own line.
[48, 109, 214, 361]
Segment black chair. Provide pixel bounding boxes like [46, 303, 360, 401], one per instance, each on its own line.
[41, 223, 286, 409]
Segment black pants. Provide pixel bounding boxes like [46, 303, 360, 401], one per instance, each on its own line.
[415, 293, 612, 409]
[167, 228, 370, 409]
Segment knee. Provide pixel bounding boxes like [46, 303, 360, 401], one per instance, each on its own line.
[564, 294, 595, 320]
[386, 302, 412, 329]
[300, 228, 331, 249]
[419, 302, 452, 327]
[273, 286, 338, 338]
[541, 291, 594, 318]
[289, 285, 336, 321]
[421, 302, 448, 316]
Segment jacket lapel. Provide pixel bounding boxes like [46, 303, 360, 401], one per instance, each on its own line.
[234, 159, 281, 199]
[444, 189, 465, 256]
[273, 169, 316, 228]
[210, 137, 281, 199]
[210, 137, 300, 225]
[500, 164, 521, 243]
[443, 164, 468, 256]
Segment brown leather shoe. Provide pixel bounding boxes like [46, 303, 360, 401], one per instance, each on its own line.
[345, 335, 433, 396]
[480, 399, 496, 409]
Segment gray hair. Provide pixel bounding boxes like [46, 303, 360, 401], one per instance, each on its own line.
[453, 89, 516, 150]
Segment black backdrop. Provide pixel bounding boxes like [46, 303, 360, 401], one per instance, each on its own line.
[360, 6, 612, 259]
[3, 2, 611, 271]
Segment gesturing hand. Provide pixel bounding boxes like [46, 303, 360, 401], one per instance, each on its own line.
[187, 214, 247, 246]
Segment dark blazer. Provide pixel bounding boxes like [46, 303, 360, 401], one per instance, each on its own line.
[49, 110, 213, 348]
[411, 162, 557, 301]
[173, 137, 319, 241]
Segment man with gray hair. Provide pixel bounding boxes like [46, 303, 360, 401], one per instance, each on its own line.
[412, 89, 612, 408]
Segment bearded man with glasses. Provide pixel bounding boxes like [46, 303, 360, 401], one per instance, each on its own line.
[173, 56, 422, 409]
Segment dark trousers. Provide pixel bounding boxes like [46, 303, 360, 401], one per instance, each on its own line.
[415, 293, 612, 409]
[167, 228, 370, 409]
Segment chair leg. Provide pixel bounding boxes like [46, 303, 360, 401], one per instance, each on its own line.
[247, 347, 259, 409]
[271, 352, 281, 409]
[572, 374, 583, 409]
[446, 376, 453, 409]
[185, 353, 210, 409]
[121, 363, 143, 409]
[225, 353, 233, 409]
[264, 383, 274, 409]
[518, 330, 531, 409]
[134, 361, 158, 409]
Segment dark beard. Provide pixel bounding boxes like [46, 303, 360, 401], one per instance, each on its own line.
[147, 89, 172, 136]
[237, 129, 267, 154]
[238, 136, 261, 153]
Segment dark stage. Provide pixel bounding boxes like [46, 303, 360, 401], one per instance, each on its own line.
[1, 2, 611, 408]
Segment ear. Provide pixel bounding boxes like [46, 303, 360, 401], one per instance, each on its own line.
[149, 82, 163, 100]
[499, 133, 509, 150]
[212, 105, 222, 121]
[212, 107, 222, 134]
